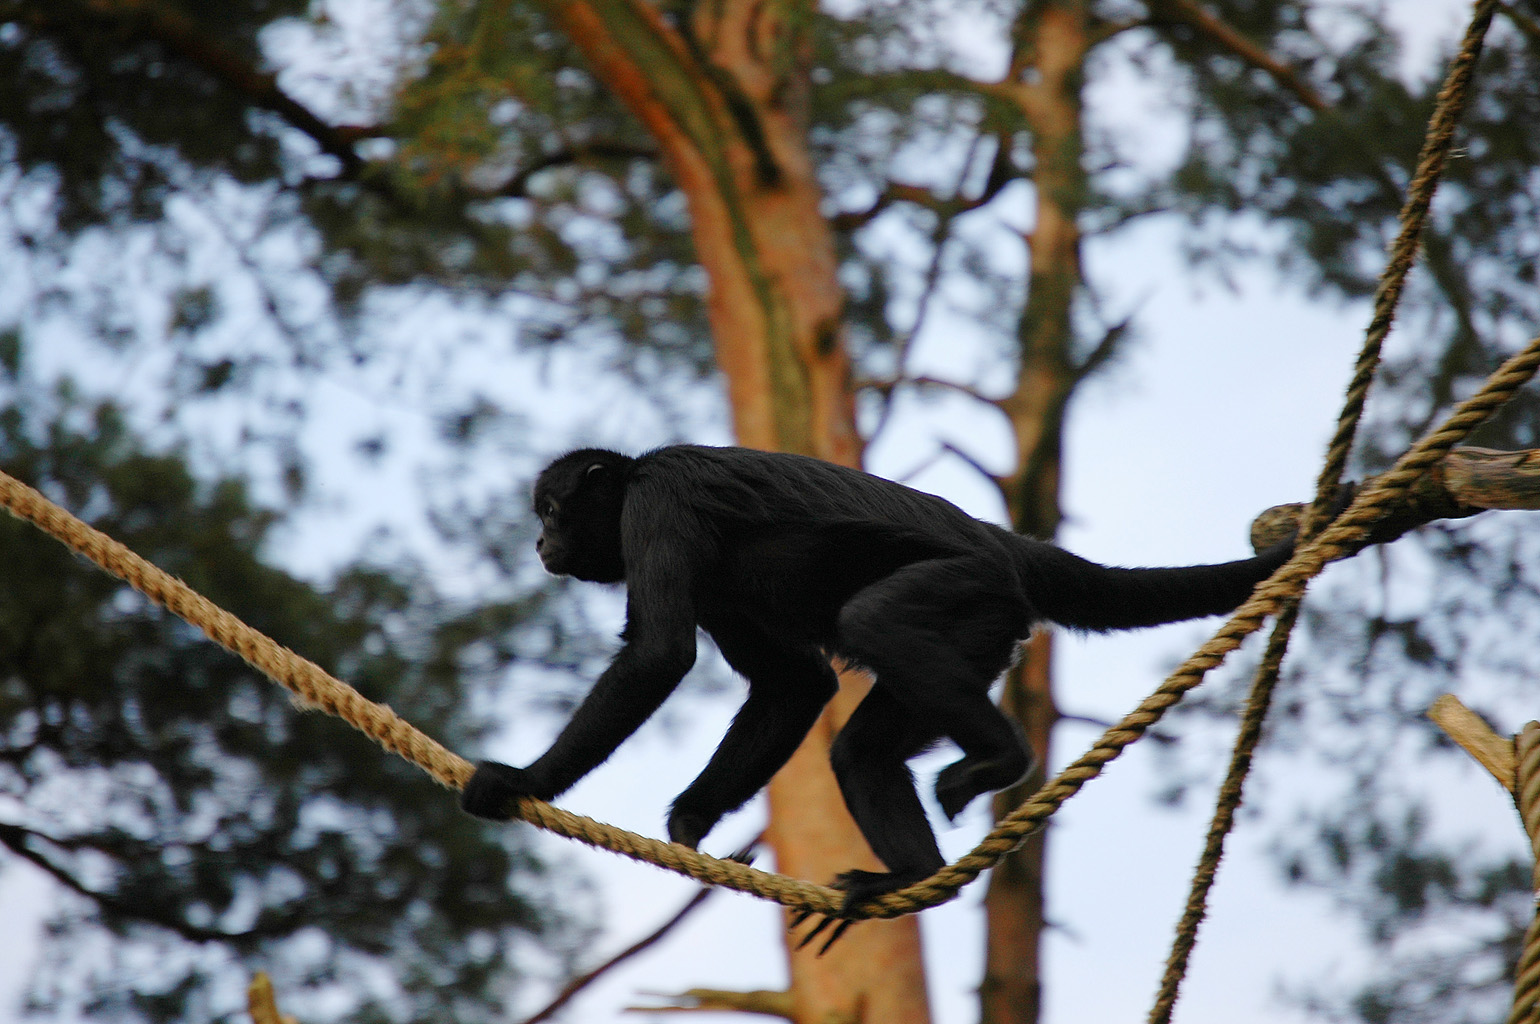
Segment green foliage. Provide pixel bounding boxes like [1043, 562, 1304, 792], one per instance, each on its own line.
[0, 0, 300, 233]
[355, 0, 711, 359]
[1146, 2, 1540, 449]
[0, 357, 582, 1023]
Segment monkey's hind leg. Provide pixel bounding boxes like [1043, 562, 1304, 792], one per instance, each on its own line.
[836, 557, 1034, 823]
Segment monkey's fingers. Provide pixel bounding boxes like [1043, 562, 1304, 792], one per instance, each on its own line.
[723, 840, 760, 865]
[793, 915, 836, 950]
[815, 919, 854, 953]
[790, 912, 856, 955]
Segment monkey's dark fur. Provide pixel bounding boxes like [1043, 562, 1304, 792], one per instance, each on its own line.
[462, 445, 1296, 909]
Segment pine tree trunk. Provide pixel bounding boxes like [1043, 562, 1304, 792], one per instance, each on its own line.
[541, 3, 930, 1021]
[984, 2, 1091, 1020]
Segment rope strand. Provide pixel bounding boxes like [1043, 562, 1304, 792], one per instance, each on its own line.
[1509, 723, 1540, 1024]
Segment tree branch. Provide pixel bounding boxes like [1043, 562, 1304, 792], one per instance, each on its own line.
[833, 167, 1018, 232]
[860, 135, 1007, 448]
[0, 821, 271, 944]
[889, 438, 1011, 511]
[1498, 1, 1540, 50]
[1141, 0, 1489, 415]
[1145, 0, 1329, 113]
[247, 973, 296, 1024]
[628, 987, 802, 1019]
[519, 839, 759, 1024]
[1072, 313, 1134, 383]
[856, 375, 1005, 409]
[518, 883, 719, 1024]
[939, 440, 1008, 495]
[1089, 16, 1153, 48]
[1060, 712, 1178, 744]
[500, 142, 659, 198]
[21, 0, 370, 174]
[1427, 694, 1515, 793]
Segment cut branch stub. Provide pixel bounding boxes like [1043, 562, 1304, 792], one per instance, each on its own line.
[1249, 446, 1540, 551]
[1428, 694, 1516, 793]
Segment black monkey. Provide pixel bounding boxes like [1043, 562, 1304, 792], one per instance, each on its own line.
[462, 445, 1298, 910]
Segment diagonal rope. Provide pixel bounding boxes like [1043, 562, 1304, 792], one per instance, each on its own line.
[0, 467, 846, 912]
[1509, 723, 1540, 1024]
[1149, 2, 1499, 1018]
[1148, 603, 1299, 1024]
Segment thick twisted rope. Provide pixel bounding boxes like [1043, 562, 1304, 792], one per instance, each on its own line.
[1148, 2, 1499, 1017]
[2, 329, 1538, 918]
[1510, 723, 1540, 1024]
[0, 468, 846, 913]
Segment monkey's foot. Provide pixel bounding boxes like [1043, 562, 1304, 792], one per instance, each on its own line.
[935, 749, 1034, 821]
[788, 868, 926, 955]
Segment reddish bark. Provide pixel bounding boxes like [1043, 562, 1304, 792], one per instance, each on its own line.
[983, 4, 1091, 1022]
[541, 3, 927, 1020]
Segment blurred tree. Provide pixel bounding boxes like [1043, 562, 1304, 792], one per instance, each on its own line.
[0, 340, 585, 1022]
[3, 0, 1540, 1022]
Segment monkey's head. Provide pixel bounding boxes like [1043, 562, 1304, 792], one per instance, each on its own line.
[532, 448, 635, 583]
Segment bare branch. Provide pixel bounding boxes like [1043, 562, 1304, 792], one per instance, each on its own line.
[1089, 16, 1153, 47]
[1072, 314, 1135, 383]
[1059, 712, 1178, 744]
[859, 135, 1013, 450]
[1145, 0, 1329, 113]
[857, 375, 1004, 409]
[247, 973, 297, 1024]
[833, 177, 1017, 231]
[1428, 694, 1515, 792]
[22, 0, 371, 173]
[628, 987, 800, 1019]
[500, 142, 659, 198]
[940, 440, 1008, 493]
[520, 839, 760, 1024]
[519, 887, 718, 1024]
[833, 133, 1020, 232]
[1498, 1, 1540, 49]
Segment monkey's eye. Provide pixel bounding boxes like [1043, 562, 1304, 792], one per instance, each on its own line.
[540, 499, 559, 521]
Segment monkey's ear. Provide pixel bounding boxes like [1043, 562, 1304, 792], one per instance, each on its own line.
[585, 462, 607, 477]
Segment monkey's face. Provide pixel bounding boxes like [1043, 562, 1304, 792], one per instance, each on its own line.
[533, 449, 631, 584]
